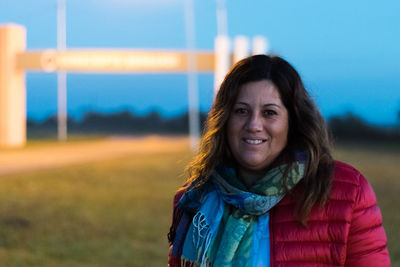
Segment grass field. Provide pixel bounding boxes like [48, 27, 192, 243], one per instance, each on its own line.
[0, 137, 398, 266]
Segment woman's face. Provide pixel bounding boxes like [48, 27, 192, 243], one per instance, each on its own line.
[227, 80, 289, 174]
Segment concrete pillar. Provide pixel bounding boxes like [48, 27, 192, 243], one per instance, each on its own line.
[0, 24, 26, 147]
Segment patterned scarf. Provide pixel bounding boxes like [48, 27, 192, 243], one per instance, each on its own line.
[172, 154, 306, 267]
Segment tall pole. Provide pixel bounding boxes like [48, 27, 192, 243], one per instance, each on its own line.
[184, 0, 200, 151]
[214, 0, 230, 96]
[57, 0, 67, 141]
[216, 0, 228, 36]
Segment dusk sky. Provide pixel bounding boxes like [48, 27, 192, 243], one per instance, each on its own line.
[1, 0, 400, 125]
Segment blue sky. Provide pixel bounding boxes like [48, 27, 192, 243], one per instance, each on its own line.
[1, 0, 400, 125]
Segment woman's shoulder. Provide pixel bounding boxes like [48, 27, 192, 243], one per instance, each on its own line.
[333, 160, 363, 184]
[332, 162, 390, 266]
[331, 160, 377, 205]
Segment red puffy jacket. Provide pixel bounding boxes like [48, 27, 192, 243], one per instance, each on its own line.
[168, 161, 390, 266]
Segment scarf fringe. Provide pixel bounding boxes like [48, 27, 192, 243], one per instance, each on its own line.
[181, 256, 212, 267]
[192, 212, 214, 266]
[181, 257, 196, 267]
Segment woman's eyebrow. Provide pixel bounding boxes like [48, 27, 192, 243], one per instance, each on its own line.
[263, 103, 281, 108]
[235, 102, 282, 108]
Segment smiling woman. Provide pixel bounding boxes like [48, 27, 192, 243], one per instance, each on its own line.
[227, 80, 289, 187]
[167, 55, 390, 266]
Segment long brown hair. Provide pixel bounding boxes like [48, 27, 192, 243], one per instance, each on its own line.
[183, 55, 334, 225]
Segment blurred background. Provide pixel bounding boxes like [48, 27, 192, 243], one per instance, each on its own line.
[0, 0, 399, 266]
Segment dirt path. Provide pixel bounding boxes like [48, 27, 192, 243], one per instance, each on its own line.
[0, 136, 189, 175]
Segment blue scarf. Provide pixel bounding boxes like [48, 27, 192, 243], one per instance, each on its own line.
[173, 154, 306, 266]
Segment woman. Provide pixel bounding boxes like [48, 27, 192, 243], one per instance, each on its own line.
[168, 55, 390, 266]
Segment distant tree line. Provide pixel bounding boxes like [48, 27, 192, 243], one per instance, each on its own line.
[327, 113, 400, 143]
[27, 110, 400, 143]
[27, 111, 208, 137]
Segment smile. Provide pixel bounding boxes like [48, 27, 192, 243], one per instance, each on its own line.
[243, 139, 267, 145]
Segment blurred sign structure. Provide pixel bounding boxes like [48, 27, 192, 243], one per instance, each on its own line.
[0, 24, 26, 148]
[17, 50, 215, 73]
[0, 24, 267, 148]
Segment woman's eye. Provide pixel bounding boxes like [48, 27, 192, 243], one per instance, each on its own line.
[264, 110, 277, 116]
[235, 108, 248, 114]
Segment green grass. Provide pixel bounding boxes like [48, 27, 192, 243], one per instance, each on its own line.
[0, 147, 192, 266]
[0, 141, 398, 266]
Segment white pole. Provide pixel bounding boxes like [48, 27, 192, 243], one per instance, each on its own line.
[184, 0, 200, 151]
[252, 35, 270, 55]
[233, 35, 250, 63]
[216, 0, 228, 36]
[57, 0, 67, 141]
[214, 35, 230, 96]
[214, 0, 230, 96]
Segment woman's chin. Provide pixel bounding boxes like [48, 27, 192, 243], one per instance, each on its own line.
[239, 159, 271, 173]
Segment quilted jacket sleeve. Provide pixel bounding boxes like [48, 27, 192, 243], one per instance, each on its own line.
[345, 173, 390, 266]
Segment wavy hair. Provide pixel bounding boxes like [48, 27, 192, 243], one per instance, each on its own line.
[182, 55, 334, 225]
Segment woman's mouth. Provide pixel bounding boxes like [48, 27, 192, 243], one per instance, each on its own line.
[243, 138, 267, 145]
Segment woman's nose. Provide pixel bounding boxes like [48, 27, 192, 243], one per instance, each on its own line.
[246, 112, 263, 132]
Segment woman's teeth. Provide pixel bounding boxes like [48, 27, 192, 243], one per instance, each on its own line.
[245, 139, 264, 144]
